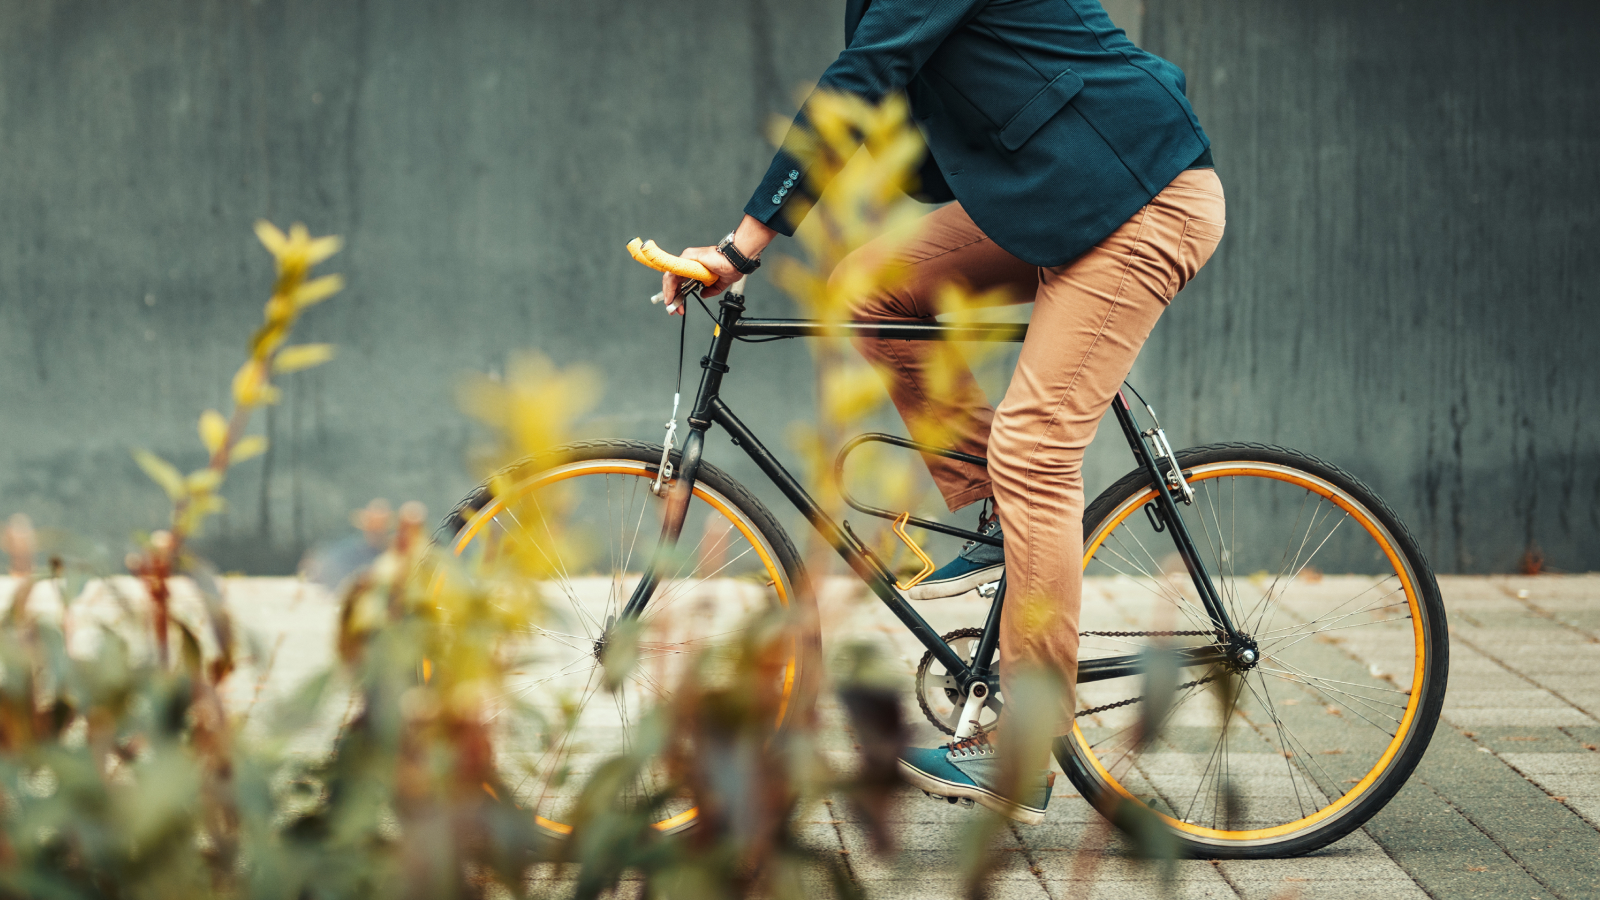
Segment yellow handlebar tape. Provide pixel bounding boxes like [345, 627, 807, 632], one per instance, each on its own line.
[626, 238, 716, 285]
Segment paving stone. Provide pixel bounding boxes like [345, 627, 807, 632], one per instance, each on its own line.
[1511, 773, 1600, 799]
[1498, 752, 1600, 775]
[1528, 675, 1600, 696]
[1567, 797, 1600, 827]
[1444, 690, 1574, 709]
[795, 821, 846, 852]
[1562, 726, 1600, 748]
[838, 820, 1019, 854]
[1442, 707, 1596, 727]
[1463, 727, 1593, 753]
[1041, 876, 1235, 900]
[1218, 852, 1413, 883]
[849, 846, 1040, 881]
[857, 875, 1050, 900]
[1028, 851, 1225, 882]
[1231, 879, 1429, 900]
[1451, 793, 1600, 848]
[1386, 851, 1559, 900]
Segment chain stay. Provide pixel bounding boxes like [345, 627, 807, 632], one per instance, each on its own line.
[1076, 673, 1219, 719]
[917, 627, 1225, 729]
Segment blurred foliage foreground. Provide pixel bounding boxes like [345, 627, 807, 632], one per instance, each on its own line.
[0, 95, 1113, 900]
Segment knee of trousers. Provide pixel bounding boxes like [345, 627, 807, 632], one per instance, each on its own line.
[986, 419, 1087, 505]
[831, 260, 914, 325]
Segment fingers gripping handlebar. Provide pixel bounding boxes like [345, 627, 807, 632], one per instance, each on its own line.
[628, 238, 715, 283]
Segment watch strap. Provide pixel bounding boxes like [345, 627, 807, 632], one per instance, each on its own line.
[716, 233, 760, 275]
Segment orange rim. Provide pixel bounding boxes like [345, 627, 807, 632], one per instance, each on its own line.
[452, 459, 798, 838]
[1072, 461, 1427, 843]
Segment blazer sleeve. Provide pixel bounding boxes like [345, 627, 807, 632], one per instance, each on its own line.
[743, 0, 986, 235]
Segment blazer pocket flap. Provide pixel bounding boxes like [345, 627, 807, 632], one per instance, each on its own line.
[999, 68, 1084, 151]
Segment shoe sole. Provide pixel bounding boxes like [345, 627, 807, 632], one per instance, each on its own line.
[898, 760, 1047, 825]
[905, 565, 1005, 601]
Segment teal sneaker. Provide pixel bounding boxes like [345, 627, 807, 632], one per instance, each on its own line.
[905, 511, 1004, 601]
[898, 733, 1053, 825]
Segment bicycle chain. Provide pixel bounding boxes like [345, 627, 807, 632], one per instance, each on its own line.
[917, 628, 1224, 730]
[1079, 629, 1218, 638]
[1075, 673, 1218, 719]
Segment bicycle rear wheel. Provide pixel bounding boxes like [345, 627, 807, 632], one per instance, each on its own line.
[1058, 443, 1448, 858]
[437, 440, 818, 846]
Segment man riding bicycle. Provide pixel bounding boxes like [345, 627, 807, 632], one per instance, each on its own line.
[659, 0, 1225, 825]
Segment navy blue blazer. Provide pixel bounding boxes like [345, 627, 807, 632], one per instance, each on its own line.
[744, 0, 1211, 268]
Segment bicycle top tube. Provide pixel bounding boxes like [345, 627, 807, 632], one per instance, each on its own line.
[732, 317, 1028, 342]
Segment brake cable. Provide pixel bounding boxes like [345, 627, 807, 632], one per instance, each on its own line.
[650, 284, 695, 497]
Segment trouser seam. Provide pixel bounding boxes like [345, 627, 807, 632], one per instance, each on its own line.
[1013, 203, 1152, 606]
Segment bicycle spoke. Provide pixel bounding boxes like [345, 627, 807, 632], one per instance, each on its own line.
[1259, 663, 1404, 734]
[1184, 678, 1243, 825]
[1097, 535, 1214, 633]
[1072, 455, 1440, 848]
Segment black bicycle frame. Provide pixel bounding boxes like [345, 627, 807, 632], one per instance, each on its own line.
[619, 288, 1238, 695]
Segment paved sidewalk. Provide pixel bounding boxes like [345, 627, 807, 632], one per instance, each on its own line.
[798, 574, 1600, 900]
[212, 573, 1599, 899]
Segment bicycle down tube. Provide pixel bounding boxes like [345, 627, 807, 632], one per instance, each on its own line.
[620, 286, 1239, 693]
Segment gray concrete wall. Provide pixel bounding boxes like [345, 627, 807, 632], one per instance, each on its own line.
[1139, 0, 1600, 573]
[0, 0, 845, 571]
[0, 0, 1593, 574]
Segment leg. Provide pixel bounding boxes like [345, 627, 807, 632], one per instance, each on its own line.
[837, 202, 1036, 512]
[990, 169, 1227, 734]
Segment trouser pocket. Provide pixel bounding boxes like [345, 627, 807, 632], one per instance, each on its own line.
[1165, 216, 1226, 300]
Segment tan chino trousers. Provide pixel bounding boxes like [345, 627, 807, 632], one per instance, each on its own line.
[843, 168, 1226, 732]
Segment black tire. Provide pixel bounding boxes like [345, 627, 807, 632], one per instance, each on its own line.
[1055, 443, 1448, 859]
[437, 440, 821, 847]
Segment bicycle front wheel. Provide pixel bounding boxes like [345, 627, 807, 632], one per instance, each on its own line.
[438, 440, 818, 846]
[1058, 443, 1448, 858]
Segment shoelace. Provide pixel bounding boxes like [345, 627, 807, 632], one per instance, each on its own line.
[960, 500, 999, 553]
[948, 733, 995, 759]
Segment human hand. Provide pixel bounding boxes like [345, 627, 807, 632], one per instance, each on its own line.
[660, 247, 742, 316]
[657, 216, 779, 317]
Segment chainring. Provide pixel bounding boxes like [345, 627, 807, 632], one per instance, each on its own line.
[914, 627, 996, 735]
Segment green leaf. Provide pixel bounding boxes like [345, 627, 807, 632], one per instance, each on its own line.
[272, 344, 336, 374]
[132, 450, 185, 500]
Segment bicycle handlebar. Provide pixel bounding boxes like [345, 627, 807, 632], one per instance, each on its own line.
[627, 238, 716, 286]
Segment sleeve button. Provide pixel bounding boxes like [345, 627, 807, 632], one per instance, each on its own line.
[782, 179, 794, 188]
[789, 170, 800, 179]
[771, 194, 783, 204]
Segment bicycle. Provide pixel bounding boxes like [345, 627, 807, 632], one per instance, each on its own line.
[437, 244, 1449, 860]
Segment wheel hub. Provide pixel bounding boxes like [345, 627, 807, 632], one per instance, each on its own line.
[1228, 635, 1261, 672]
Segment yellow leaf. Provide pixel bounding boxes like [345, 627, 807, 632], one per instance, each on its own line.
[292, 274, 343, 310]
[273, 344, 336, 374]
[305, 235, 342, 267]
[186, 469, 222, 494]
[199, 410, 228, 455]
[254, 220, 289, 256]
[232, 435, 268, 464]
[133, 450, 185, 501]
[233, 362, 264, 406]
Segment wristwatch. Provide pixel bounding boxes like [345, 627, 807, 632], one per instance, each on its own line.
[715, 232, 761, 275]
